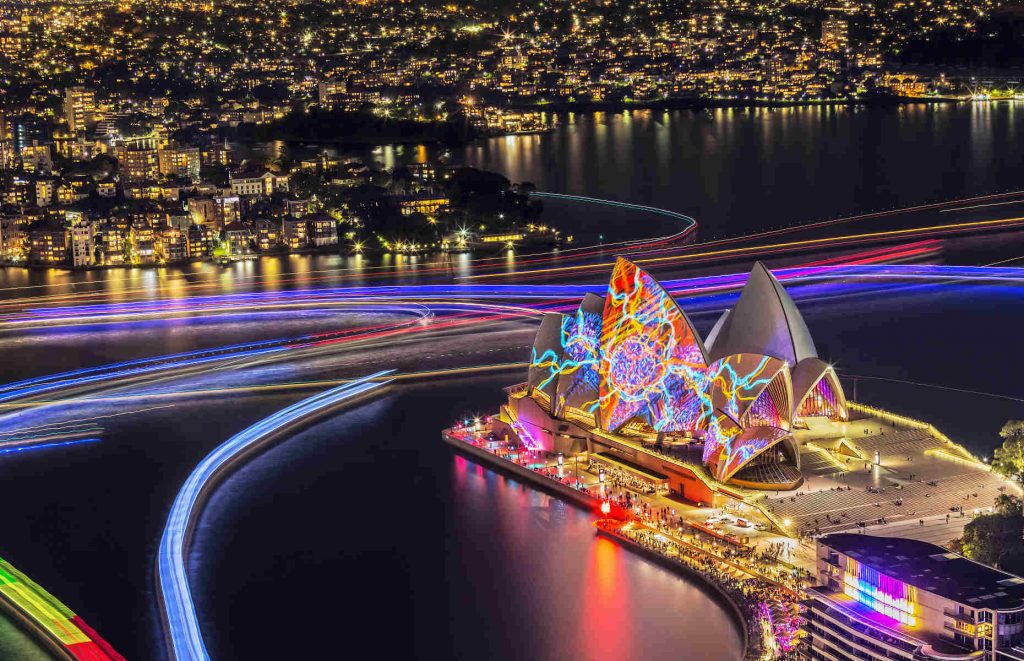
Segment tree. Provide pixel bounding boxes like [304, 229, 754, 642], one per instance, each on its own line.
[995, 493, 1024, 517]
[992, 420, 1024, 481]
[952, 495, 1024, 574]
[389, 165, 413, 195]
[290, 172, 323, 200]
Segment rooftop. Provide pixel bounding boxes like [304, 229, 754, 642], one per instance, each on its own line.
[822, 533, 1024, 610]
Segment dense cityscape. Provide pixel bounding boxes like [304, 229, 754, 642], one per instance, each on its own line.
[0, 0, 1021, 267]
[2, 1, 1024, 661]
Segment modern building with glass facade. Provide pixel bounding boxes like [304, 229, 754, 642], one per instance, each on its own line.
[804, 533, 1024, 660]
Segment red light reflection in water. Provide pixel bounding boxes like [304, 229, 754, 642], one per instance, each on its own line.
[577, 536, 634, 659]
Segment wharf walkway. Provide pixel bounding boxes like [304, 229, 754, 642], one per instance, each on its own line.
[443, 426, 805, 659]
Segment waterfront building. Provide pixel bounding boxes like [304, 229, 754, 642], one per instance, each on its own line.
[187, 224, 218, 258]
[283, 217, 308, 249]
[133, 226, 157, 264]
[157, 228, 188, 263]
[69, 221, 95, 268]
[804, 533, 1024, 660]
[495, 258, 847, 500]
[27, 220, 67, 265]
[224, 222, 253, 256]
[305, 213, 339, 248]
[254, 219, 281, 252]
[399, 195, 449, 216]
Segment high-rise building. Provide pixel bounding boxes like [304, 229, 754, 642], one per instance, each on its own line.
[64, 87, 97, 134]
[68, 217, 95, 268]
[121, 147, 160, 182]
[11, 117, 49, 155]
[804, 533, 1024, 660]
[0, 109, 10, 171]
[821, 18, 849, 51]
[158, 146, 201, 182]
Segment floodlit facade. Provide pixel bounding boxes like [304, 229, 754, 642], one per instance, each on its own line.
[805, 534, 1024, 660]
[496, 258, 847, 494]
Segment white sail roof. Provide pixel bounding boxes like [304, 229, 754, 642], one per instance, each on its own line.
[707, 262, 817, 366]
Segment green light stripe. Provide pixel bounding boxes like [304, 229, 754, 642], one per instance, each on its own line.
[0, 559, 91, 646]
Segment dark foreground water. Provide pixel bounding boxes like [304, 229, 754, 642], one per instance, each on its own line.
[0, 104, 1023, 659]
[191, 377, 744, 661]
[0, 278, 1017, 659]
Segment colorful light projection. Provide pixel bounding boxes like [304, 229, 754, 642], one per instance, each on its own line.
[703, 410, 741, 465]
[843, 557, 918, 626]
[709, 355, 782, 422]
[717, 426, 789, 482]
[744, 371, 790, 429]
[554, 308, 603, 414]
[521, 260, 808, 484]
[798, 375, 842, 420]
[598, 259, 708, 432]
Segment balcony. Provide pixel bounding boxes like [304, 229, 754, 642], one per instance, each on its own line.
[944, 608, 977, 624]
[944, 622, 976, 637]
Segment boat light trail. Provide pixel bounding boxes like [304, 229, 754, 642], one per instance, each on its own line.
[0, 437, 100, 456]
[0, 556, 125, 660]
[461, 214, 1024, 280]
[157, 371, 394, 661]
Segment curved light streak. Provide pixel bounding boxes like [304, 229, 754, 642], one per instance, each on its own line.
[157, 371, 394, 661]
[10, 262, 1024, 329]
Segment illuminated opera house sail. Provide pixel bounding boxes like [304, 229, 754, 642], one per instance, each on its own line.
[496, 258, 847, 495]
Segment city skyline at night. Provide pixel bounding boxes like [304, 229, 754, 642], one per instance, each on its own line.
[2, 1, 1024, 660]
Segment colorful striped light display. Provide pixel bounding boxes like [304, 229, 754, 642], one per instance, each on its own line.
[0, 557, 124, 659]
[843, 557, 918, 626]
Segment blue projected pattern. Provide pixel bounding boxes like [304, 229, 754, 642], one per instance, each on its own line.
[523, 258, 805, 483]
[554, 308, 603, 414]
[598, 258, 708, 432]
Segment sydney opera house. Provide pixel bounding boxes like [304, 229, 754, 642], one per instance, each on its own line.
[494, 258, 848, 499]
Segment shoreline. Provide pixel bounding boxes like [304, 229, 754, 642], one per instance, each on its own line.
[441, 429, 757, 659]
[501, 94, 964, 116]
[239, 95, 974, 148]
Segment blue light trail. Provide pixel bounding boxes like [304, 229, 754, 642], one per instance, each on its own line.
[156, 371, 394, 661]
[0, 437, 100, 456]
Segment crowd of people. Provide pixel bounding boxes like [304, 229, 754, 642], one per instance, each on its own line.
[601, 521, 803, 660]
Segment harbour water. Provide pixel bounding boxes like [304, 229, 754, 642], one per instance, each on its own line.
[1, 104, 1024, 658]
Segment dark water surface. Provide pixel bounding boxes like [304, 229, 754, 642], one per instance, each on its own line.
[461, 103, 1024, 241]
[0, 105, 1023, 659]
[192, 378, 744, 661]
